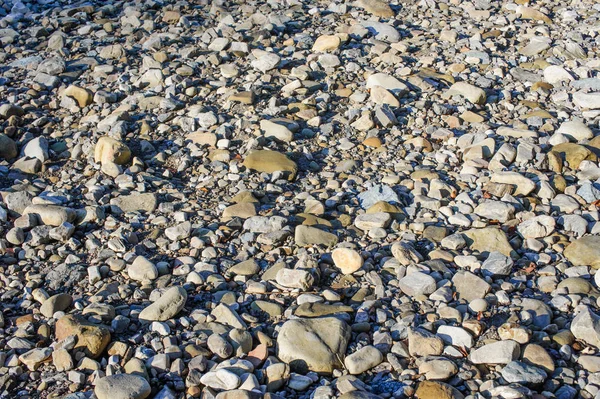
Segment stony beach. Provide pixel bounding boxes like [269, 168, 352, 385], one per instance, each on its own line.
[1, 0, 600, 398]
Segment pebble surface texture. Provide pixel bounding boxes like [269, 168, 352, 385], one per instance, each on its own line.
[0, 0, 600, 398]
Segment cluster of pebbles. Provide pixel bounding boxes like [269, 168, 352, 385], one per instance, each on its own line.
[2, 0, 600, 398]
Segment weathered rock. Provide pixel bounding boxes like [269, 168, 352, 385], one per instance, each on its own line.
[277, 318, 351, 373]
[243, 150, 297, 180]
[470, 340, 520, 364]
[564, 236, 600, 268]
[94, 374, 151, 399]
[55, 315, 111, 358]
[138, 286, 187, 322]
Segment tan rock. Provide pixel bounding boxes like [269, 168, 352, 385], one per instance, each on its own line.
[243, 150, 297, 180]
[55, 315, 111, 358]
[332, 248, 363, 274]
[312, 35, 341, 52]
[94, 136, 131, 165]
[63, 85, 93, 108]
[357, 0, 395, 18]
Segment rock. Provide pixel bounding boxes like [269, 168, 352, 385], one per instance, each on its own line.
[0, 134, 17, 160]
[418, 356, 458, 380]
[260, 120, 294, 143]
[354, 212, 391, 230]
[358, 185, 400, 209]
[94, 374, 151, 399]
[276, 268, 314, 290]
[55, 315, 111, 358]
[522, 344, 555, 373]
[557, 120, 593, 141]
[517, 216, 555, 238]
[63, 85, 93, 108]
[399, 272, 437, 297]
[452, 271, 491, 302]
[415, 381, 465, 399]
[251, 52, 280, 72]
[19, 348, 52, 371]
[366, 73, 407, 96]
[474, 201, 515, 223]
[201, 369, 241, 390]
[463, 227, 514, 257]
[564, 236, 600, 268]
[128, 256, 158, 282]
[110, 193, 157, 213]
[570, 306, 600, 348]
[40, 293, 72, 318]
[520, 299, 552, 328]
[437, 326, 474, 348]
[408, 328, 444, 357]
[344, 345, 383, 374]
[481, 251, 513, 276]
[295, 225, 338, 247]
[357, 0, 394, 17]
[138, 286, 187, 322]
[24, 137, 49, 162]
[243, 150, 297, 180]
[500, 361, 547, 385]
[23, 205, 76, 226]
[491, 172, 535, 196]
[332, 248, 363, 274]
[443, 82, 486, 104]
[94, 137, 131, 165]
[313, 35, 341, 52]
[277, 317, 351, 373]
[470, 340, 520, 364]
[573, 92, 600, 109]
[578, 355, 600, 372]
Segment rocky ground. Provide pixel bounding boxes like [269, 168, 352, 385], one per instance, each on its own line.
[1, 0, 600, 398]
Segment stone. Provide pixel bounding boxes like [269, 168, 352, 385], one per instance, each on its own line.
[418, 356, 458, 380]
[344, 346, 383, 375]
[260, 120, 294, 143]
[0, 134, 17, 160]
[55, 315, 111, 358]
[437, 326, 474, 348]
[313, 35, 341, 52]
[24, 137, 49, 163]
[570, 306, 600, 348]
[366, 73, 407, 96]
[251, 52, 280, 72]
[517, 216, 555, 238]
[557, 120, 593, 141]
[243, 150, 297, 180]
[358, 185, 400, 209]
[564, 236, 600, 268]
[276, 268, 314, 290]
[277, 317, 351, 373]
[94, 374, 151, 399]
[399, 272, 437, 297]
[332, 248, 363, 274]
[443, 82, 486, 104]
[573, 92, 600, 109]
[357, 0, 394, 17]
[138, 286, 187, 322]
[128, 256, 158, 282]
[481, 251, 513, 276]
[110, 193, 157, 213]
[23, 205, 76, 226]
[94, 137, 131, 165]
[463, 227, 514, 257]
[415, 381, 464, 399]
[408, 328, 444, 357]
[522, 344, 555, 373]
[500, 361, 547, 385]
[295, 225, 338, 247]
[63, 85, 93, 108]
[452, 271, 491, 302]
[474, 201, 515, 222]
[354, 212, 391, 230]
[40, 293, 72, 318]
[470, 340, 520, 364]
